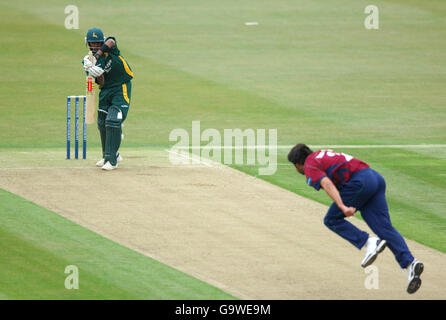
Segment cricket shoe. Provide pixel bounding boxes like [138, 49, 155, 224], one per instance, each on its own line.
[96, 158, 105, 167]
[102, 161, 118, 171]
[406, 259, 424, 294]
[96, 153, 123, 167]
[361, 237, 387, 268]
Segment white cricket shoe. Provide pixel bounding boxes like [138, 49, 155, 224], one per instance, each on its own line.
[102, 161, 118, 171]
[406, 259, 424, 294]
[96, 153, 123, 167]
[96, 158, 105, 167]
[361, 237, 387, 268]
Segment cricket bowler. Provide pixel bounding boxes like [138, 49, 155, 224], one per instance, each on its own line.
[82, 27, 133, 170]
[288, 144, 424, 294]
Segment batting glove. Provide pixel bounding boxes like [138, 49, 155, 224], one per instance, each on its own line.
[88, 65, 104, 77]
[83, 55, 93, 70]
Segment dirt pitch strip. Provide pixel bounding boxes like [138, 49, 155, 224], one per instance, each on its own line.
[0, 149, 445, 299]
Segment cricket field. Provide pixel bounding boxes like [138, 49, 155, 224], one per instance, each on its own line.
[0, 0, 445, 300]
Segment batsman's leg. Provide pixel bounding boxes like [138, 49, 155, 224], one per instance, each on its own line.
[97, 109, 107, 159]
[104, 106, 122, 166]
[107, 81, 131, 165]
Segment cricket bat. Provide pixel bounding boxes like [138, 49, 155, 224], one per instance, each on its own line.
[85, 51, 96, 124]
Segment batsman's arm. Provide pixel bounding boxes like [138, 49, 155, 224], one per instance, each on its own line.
[94, 38, 116, 60]
[320, 177, 356, 217]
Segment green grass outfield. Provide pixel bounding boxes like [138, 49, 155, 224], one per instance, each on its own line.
[0, 0, 445, 298]
[0, 187, 235, 299]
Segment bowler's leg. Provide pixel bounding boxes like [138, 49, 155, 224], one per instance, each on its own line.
[360, 171, 414, 268]
[323, 169, 376, 249]
[324, 204, 369, 249]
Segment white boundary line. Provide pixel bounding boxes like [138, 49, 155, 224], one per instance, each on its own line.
[309, 144, 446, 149]
[0, 165, 206, 171]
[171, 144, 446, 150]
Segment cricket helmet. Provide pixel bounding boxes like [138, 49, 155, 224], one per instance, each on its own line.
[85, 28, 105, 52]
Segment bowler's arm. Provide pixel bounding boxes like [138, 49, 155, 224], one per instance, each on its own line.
[320, 177, 356, 217]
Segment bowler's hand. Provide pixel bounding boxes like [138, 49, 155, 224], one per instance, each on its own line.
[341, 205, 357, 217]
[320, 177, 358, 218]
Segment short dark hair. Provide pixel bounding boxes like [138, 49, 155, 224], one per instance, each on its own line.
[288, 144, 313, 165]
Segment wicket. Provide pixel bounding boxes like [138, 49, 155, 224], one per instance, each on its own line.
[66, 96, 87, 159]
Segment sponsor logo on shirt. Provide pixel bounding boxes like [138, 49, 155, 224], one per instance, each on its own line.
[105, 60, 112, 73]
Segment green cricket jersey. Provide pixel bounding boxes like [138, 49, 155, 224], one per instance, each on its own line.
[95, 37, 133, 90]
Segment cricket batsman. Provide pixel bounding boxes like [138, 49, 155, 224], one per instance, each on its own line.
[288, 144, 424, 294]
[82, 28, 133, 170]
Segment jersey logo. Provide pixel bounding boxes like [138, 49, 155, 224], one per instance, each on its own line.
[104, 60, 112, 73]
